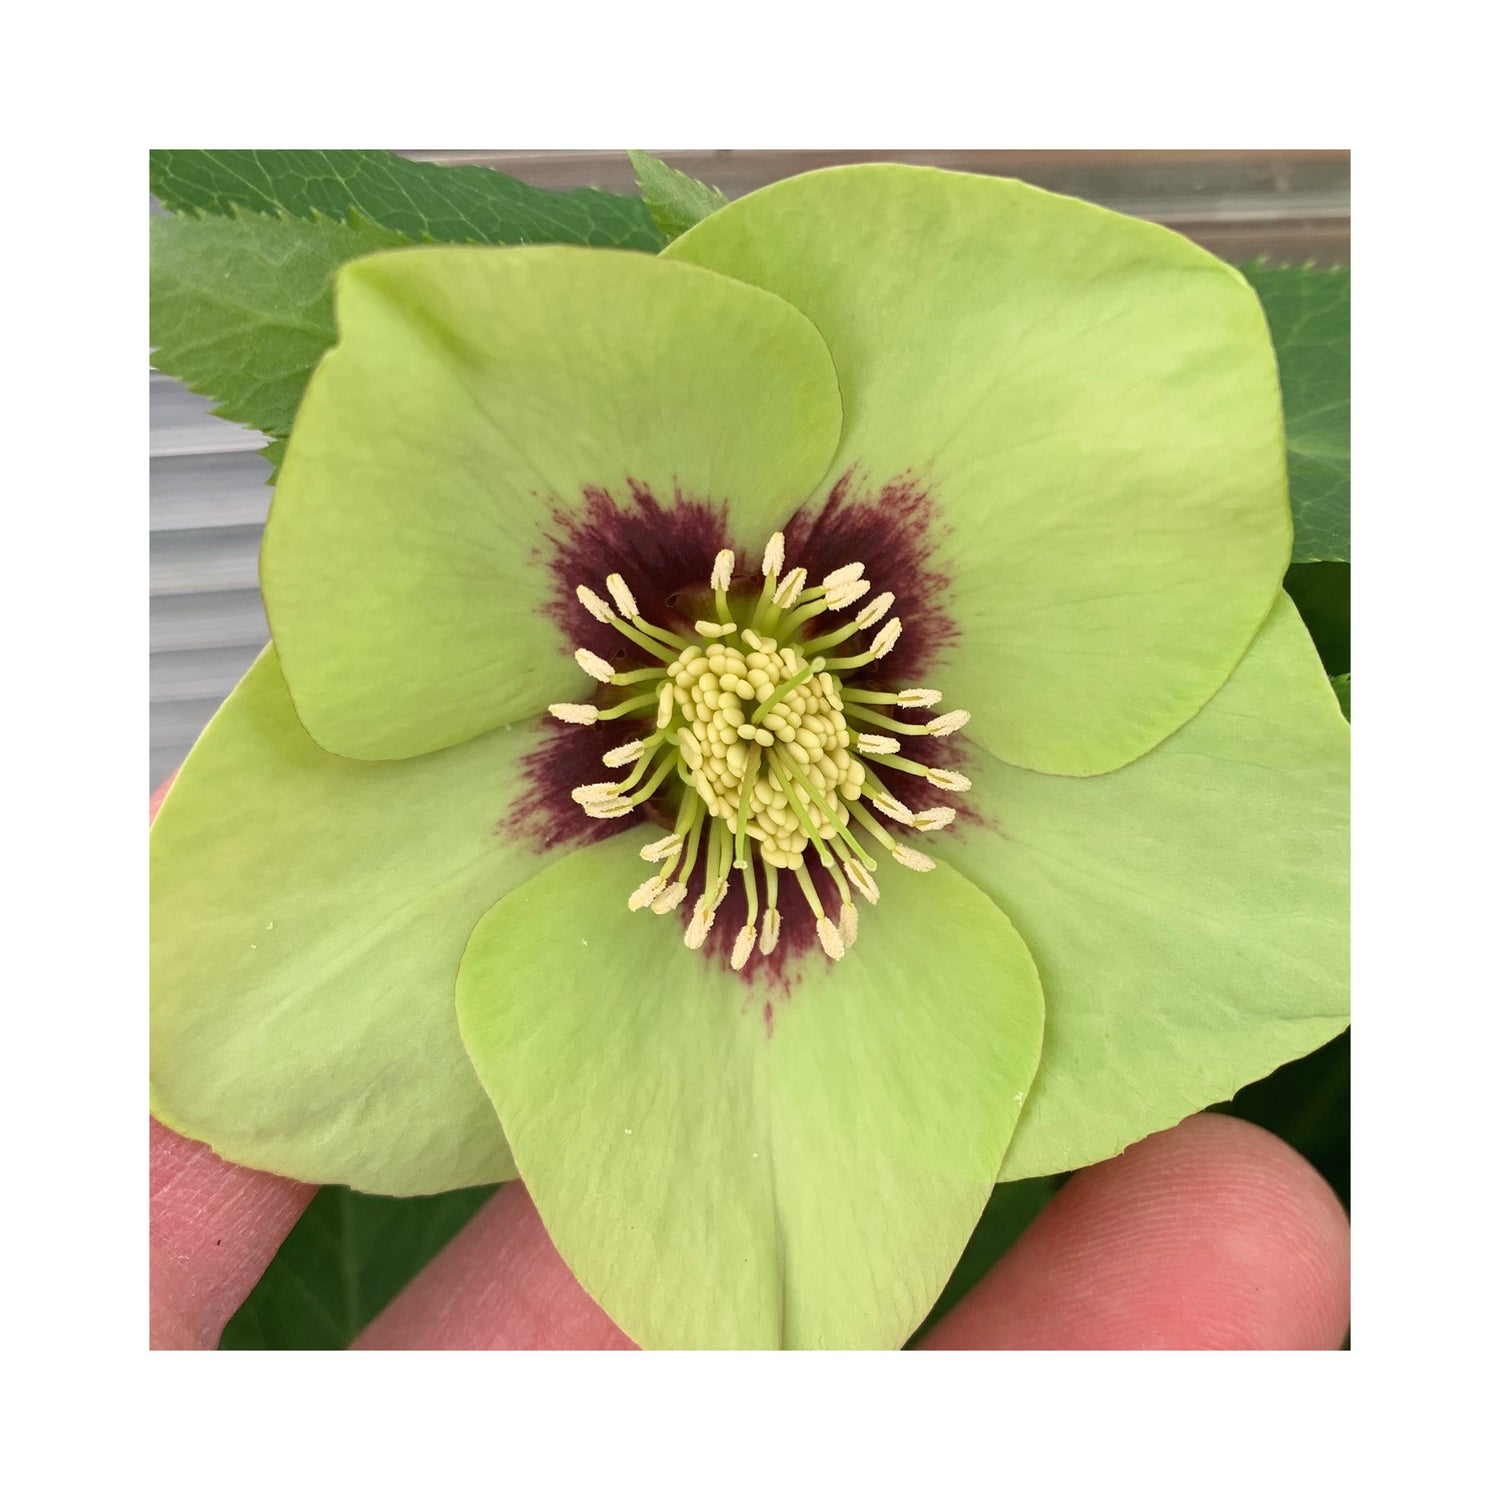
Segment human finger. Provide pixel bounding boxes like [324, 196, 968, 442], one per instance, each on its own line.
[353, 1181, 634, 1349]
[149, 1117, 317, 1348]
[921, 1111, 1350, 1349]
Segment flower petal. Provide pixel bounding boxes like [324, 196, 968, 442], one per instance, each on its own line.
[667, 165, 1289, 774]
[262, 246, 842, 760]
[151, 649, 579, 1195]
[455, 838, 1044, 1349]
[939, 593, 1348, 1181]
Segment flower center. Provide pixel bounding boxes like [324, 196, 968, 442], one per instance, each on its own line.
[549, 533, 971, 969]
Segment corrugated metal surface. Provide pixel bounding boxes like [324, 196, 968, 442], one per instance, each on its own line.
[148, 148, 1351, 786]
[148, 375, 272, 785]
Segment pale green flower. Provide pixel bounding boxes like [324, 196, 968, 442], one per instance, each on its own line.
[151, 166, 1348, 1349]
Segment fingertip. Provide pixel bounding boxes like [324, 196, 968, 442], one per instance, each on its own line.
[924, 1112, 1350, 1350]
[353, 1183, 634, 1350]
[149, 773, 176, 824]
[149, 1117, 317, 1349]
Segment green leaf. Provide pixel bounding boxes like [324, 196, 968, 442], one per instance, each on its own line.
[1242, 262, 1350, 564]
[150, 148, 665, 252]
[628, 150, 730, 240]
[1284, 560, 1350, 675]
[219, 1185, 492, 1349]
[1330, 672, 1350, 718]
[149, 208, 412, 440]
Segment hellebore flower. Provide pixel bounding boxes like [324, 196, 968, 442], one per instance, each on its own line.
[150, 165, 1349, 1350]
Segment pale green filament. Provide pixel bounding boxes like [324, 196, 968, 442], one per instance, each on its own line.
[841, 702, 921, 735]
[597, 690, 662, 721]
[608, 618, 685, 662]
[630, 614, 696, 651]
[610, 664, 671, 687]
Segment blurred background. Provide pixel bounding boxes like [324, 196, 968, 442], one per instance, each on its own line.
[150, 149, 1350, 787]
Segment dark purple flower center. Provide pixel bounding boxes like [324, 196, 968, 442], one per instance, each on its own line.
[505, 467, 968, 1000]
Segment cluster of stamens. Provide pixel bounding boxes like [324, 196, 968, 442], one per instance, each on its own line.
[549, 533, 970, 967]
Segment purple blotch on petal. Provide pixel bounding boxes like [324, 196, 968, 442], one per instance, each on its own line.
[502, 469, 970, 988]
[784, 466, 956, 685]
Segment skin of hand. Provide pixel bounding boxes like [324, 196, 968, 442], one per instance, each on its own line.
[148, 780, 1350, 1350]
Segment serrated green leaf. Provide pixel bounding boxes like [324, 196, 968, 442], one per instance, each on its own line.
[150, 149, 665, 252]
[628, 150, 729, 240]
[150, 208, 412, 440]
[219, 1184, 492, 1349]
[1330, 672, 1350, 719]
[1242, 263, 1350, 563]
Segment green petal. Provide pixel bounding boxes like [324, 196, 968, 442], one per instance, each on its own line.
[455, 838, 1044, 1349]
[262, 245, 841, 760]
[667, 166, 1289, 774]
[939, 594, 1348, 1181]
[151, 649, 573, 1195]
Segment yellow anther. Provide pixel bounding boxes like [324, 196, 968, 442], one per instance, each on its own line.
[912, 807, 957, 831]
[605, 573, 639, 617]
[927, 768, 972, 792]
[712, 550, 735, 592]
[575, 647, 615, 682]
[816, 916, 846, 961]
[759, 907, 782, 955]
[571, 781, 620, 804]
[576, 584, 616, 623]
[684, 889, 720, 949]
[772, 566, 807, 609]
[640, 833, 683, 862]
[844, 860, 880, 903]
[837, 902, 859, 949]
[892, 845, 935, 872]
[629, 875, 668, 910]
[823, 562, 865, 590]
[730, 923, 757, 971]
[651, 882, 689, 914]
[827, 578, 871, 611]
[549, 702, 599, 725]
[585, 801, 635, 819]
[603, 740, 647, 768]
[870, 619, 902, 658]
[925, 710, 970, 737]
[870, 792, 914, 825]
